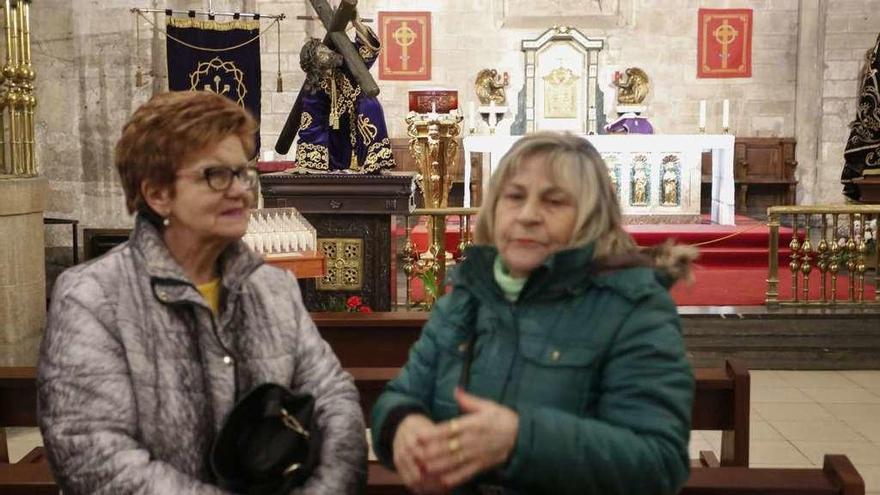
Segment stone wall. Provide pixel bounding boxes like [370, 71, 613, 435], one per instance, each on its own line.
[30, 0, 879, 269]
[0, 178, 48, 366]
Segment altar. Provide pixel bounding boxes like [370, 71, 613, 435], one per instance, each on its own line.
[463, 134, 736, 225]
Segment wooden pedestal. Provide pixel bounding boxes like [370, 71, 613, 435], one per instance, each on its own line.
[260, 172, 416, 311]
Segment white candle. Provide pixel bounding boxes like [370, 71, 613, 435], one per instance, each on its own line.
[469, 101, 476, 129]
[699, 100, 707, 129]
[722, 99, 730, 129]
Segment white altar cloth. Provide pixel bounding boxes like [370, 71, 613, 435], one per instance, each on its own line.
[462, 134, 736, 225]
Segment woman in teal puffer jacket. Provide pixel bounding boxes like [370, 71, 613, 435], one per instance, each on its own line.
[371, 132, 696, 495]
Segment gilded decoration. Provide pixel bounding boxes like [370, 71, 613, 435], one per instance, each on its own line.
[630, 154, 650, 206]
[295, 141, 330, 170]
[542, 67, 579, 118]
[189, 57, 248, 106]
[474, 69, 510, 105]
[405, 111, 463, 209]
[660, 154, 682, 207]
[299, 112, 313, 131]
[166, 17, 260, 31]
[320, 72, 361, 120]
[613, 67, 650, 105]
[362, 137, 395, 173]
[358, 115, 379, 144]
[317, 238, 364, 291]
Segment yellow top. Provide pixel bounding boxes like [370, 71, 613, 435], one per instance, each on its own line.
[196, 278, 222, 315]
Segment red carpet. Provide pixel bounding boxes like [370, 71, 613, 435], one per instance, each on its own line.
[397, 216, 875, 306]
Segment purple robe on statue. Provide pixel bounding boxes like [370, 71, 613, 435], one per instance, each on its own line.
[295, 28, 395, 173]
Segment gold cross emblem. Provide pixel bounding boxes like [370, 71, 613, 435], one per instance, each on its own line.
[392, 22, 417, 70]
[713, 21, 739, 69]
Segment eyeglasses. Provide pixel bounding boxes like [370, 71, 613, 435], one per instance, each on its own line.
[194, 165, 260, 192]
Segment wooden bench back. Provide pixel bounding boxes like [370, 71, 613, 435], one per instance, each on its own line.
[313, 312, 750, 467]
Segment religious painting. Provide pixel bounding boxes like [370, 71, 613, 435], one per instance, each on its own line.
[697, 8, 752, 78]
[602, 152, 622, 202]
[630, 154, 651, 207]
[542, 67, 579, 118]
[378, 11, 431, 81]
[660, 154, 682, 207]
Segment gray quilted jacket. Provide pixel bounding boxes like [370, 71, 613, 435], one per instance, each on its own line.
[37, 215, 366, 494]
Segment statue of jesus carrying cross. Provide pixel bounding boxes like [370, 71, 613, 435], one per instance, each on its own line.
[275, 0, 395, 174]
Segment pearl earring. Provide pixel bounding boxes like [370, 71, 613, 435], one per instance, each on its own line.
[162, 217, 170, 227]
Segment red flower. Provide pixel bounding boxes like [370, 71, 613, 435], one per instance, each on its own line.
[358, 305, 372, 313]
[346, 296, 362, 309]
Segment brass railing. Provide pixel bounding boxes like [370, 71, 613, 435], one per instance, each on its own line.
[767, 205, 880, 307]
[0, 0, 36, 179]
[399, 207, 479, 310]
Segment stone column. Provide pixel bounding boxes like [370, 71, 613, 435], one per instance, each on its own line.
[795, 0, 827, 205]
[0, 177, 48, 366]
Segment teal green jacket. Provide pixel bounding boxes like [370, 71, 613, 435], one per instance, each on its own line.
[371, 244, 694, 495]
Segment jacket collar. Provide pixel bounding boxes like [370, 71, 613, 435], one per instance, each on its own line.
[130, 214, 264, 303]
[453, 243, 597, 303]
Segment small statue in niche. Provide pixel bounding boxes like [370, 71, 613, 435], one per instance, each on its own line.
[631, 159, 649, 206]
[661, 159, 680, 206]
[474, 69, 510, 105]
[613, 67, 650, 105]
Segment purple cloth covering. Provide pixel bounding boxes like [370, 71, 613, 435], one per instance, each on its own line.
[296, 29, 395, 173]
[604, 115, 654, 135]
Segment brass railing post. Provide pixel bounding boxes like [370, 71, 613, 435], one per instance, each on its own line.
[766, 209, 780, 306]
[817, 214, 829, 303]
[801, 217, 812, 303]
[789, 214, 800, 302]
[767, 205, 880, 308]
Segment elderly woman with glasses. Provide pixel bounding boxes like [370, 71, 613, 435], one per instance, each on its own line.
[37, 91, 366, 494]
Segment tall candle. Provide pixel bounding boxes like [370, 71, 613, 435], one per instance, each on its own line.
[469, 101, 476, 129]
[722, 99, 730, 129]
[699, 100, 707, 129]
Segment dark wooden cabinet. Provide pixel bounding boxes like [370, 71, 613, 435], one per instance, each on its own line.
[702, 137, 797, 216]
[260, 173, 415, 312]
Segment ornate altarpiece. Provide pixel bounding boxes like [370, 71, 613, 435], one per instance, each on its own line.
[519, 27, 604, 134]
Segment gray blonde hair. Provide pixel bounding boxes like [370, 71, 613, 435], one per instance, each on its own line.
[473, 132, 636, 260]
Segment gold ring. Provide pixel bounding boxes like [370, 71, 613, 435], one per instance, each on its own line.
[448, 437, 461, 453]
[449, 418, 460, 434]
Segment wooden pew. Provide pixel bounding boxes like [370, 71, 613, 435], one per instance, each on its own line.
[1, 366, 860, 495]
[313, 312, 750, 467]
[0, 367, 53, 495]
[348, 360, 749, 468]
[681, 454, 865, 495]
[365, 454, 864, 495]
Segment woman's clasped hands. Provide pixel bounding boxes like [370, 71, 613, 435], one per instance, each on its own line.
[392, 387, 519, 494]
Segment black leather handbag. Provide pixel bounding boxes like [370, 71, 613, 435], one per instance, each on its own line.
[211, 383, 322, 495]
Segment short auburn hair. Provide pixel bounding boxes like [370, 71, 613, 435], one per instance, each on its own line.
[115, 91, 258, 214]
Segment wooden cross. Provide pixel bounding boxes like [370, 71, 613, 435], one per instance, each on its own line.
[308, 0, 379, 97]
[275, 0, 380, 154]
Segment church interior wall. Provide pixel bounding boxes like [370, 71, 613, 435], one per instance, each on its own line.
[28, 0, 880, 274]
